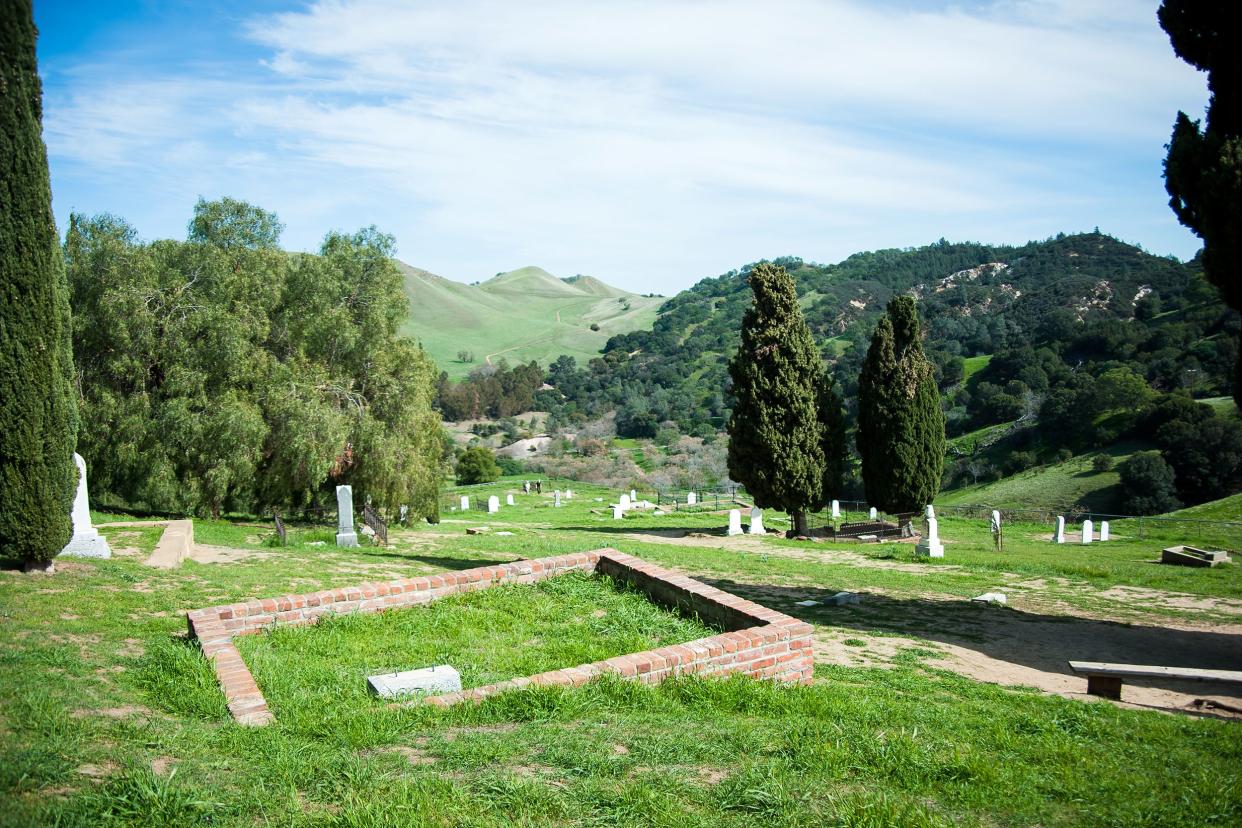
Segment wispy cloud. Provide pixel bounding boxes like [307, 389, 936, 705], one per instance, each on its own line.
[42, 0, 1206, 293]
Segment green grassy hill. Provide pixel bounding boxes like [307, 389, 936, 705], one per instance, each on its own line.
[397, 263, 663, 378]
[1162, 491, 1242, 521]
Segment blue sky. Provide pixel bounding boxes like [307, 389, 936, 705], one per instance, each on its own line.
[36, 0, 1208, 294]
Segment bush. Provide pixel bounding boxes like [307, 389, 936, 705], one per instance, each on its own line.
[1003, 451, 1038, 475]
[1118, 451, 1181, 515]
[496, 457, 525, 476]
[456, 446, 500, 485]
[1055, 448, 1074, 463]
[1091, 454, 1114, 472]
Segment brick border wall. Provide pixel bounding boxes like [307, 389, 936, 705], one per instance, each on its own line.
[187, 549, 813, 725]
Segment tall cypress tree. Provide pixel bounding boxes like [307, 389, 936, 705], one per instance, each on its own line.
[1159, 1, 1242, 408]
[727, 263, 823, 536]
[817, 378, 848, 508]
[0, 1, 79, 570]
[856, 297, 944, 513]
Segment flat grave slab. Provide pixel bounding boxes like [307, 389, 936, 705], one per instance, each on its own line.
[368, 665, 462, 698]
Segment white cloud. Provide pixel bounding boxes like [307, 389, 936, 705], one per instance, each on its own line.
[43, 0, 1207, 293]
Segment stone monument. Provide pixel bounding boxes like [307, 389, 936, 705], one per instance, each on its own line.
[554, 490, 562, 507]
[506, 494, 515, 506]
[1081, 519, 1093, 544]
[727, 509, 743, 536]
[58, 453, 111, 559]
[748, 508, 765, 535]
[831, 500, 840, 518]
[487, 495, 499, 514]
[619, 494, 631, 511]
[687, 492, 697, 506]
[613, 504, 624, 519]
[630, 489, 638, 502]
[459, 495, 469, 511]
[336, 485, 359, 547]
[1053, 515, 1065, 544]
[869, 506, 878, 520]
[916, 517, 944, 557]
[1100, 520, 1110, 542]
[925, 504, 935, 519]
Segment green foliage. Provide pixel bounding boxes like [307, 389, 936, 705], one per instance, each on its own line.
[456, 445, 500, 485]
[1118, 451, 1181, 515]
[1160, 0, 1242, 407]
[817, 378, 849, 504]
[67, 203, 442, 520]
[0, 2, 80, 566]
[727, 263, 824, 533]
[857, 297, 945, 512]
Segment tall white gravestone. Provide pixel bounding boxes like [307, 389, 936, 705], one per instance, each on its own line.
[687, 492, 697, 506]
[506, 494, 515, 506]
[459, 495, 469, 511]
[554, 490, 562, 507]
[618, 494, 631, 512]
[336, 485, 359, 547]
[487, 496, 499, 514]
[748, 508, 765, 535]
[612, 504, 624, 520]
[630, 489, 638, 503]
[869, 506, 878, 520]
[1053, 515, 1066, 544]
[1081, 519, 1093, 544]
[925, 505, 935, 519]
[1100, 521, 1110, 542]
[565, 489, 573, 500]
[726, 509, 743, 536]
[917, 517, 944, 557]
[831, 500, 840, 518]
[59, 454, 111, 559]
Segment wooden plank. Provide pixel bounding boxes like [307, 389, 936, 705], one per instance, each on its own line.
[1068, 661, 1242, 684]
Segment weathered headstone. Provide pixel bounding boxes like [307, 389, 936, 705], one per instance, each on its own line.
[1100, 520, 1110, 542]
[487, 495, 499, 514]
[917, 517, 944, 557]
[336, 485, 359, 547]
[506, 494, 515, 506]
[619, 494, 632, 511]
[726, 509, 743, 536]
[972, 592, 1007, 604]
[630, 489, 638, 503]
[925, 504, 935, 519]
[748, 508, 765, 535]
[687, 492, 697, 506]
[59, 453, 112, 559]
[554, 490, 562, 507]
[367, 665, 462, 698]
[565, 489, 573, 499]
[831, 500, 840, 518]
[612, 504, 624, 520]
[1081, 519, 1093, 544]
[459, 495, 469, 511]
[869, 506, 878, 520]
[1053, 515, 1066, 544]
[990, 509, 1002, 551]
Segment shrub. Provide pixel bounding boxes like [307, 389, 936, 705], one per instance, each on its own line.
[1003, 451, 1038, 475]
[1091, 454, 1114, 472]
[1055, 448, 1074, 463]
[1118, 451, 1181, 515]
[456, 446, 500, 485]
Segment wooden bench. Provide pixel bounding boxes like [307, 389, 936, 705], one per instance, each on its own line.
[1068, 661, 1242, 700]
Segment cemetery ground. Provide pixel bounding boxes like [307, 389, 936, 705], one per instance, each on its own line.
[1, 479, 1240, 825]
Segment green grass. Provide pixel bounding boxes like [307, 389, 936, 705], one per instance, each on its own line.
[1161, 491, 1242, 522]
[236, 573, 717, 727]
[938, 441, 1148, 512]
[1200, 396, 1239, 419]
[946, 421, 1012, 453]
[3, 476, 1242, 825]
[398, 263, 662, 379]
[961, 354, 992, 383]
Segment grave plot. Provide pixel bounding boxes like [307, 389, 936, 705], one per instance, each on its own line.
[187, 550, 814, 725]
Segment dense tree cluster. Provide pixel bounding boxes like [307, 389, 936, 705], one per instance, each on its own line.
[455, 446, 500, 485]
[435, 360, 543, 421]
[68, 200, 443, 519]
[0, 1, 80, 569]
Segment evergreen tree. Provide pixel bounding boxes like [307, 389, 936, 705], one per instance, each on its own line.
[857, 297, 944, 513]
[1159, 1, 1242, 407]
[817, 379, 849, 507]
[726, 263, 823, 535]
[0, 2, 79, 570]
[455, 446, 500, 485]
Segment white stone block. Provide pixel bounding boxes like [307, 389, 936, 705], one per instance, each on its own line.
[831, 500, 840, 518]
[748, 508, 765, 535]
[917, 516, 943, 557]
[1053, 515, 1065, 544]
[487, 495, 499, 514]
[459, 495, 469, 511]
[619, 494, 631, 511]
[925, 505, 935, 519]
[613, 504, 624, 520]
[59, 453, 111, 559]
[554, 491, 562, 507]
[336, 484, 359, 547]
[1081, 519, 1093, 544]
[827, 591, 860, 605]
[506, 494, 515, 506]
[869, 506, 878, 520]
[971, 592, 1007, 604]
[687, 492, 697, 506]
[1100, 520, 1110, 542]
[726, 509, 743, 536]
[630, 489, 638, 502]
[367, 665, 462, 698]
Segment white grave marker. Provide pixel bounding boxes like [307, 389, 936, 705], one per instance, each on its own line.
[925, 504, 935, 519]
[59, 453, 111, 559]
[748, 508, 765, 535]
[619, 494, 631, 511]
[459, 495, 469, 511]
[917, 517, 944, 557]
[336, 485, 359, 547]
[1053, 515, 1066, 544]
[831, 500, 840, 518]
[687, 492, 697, 506]
[487, 495, 499, 514]
[726, 509, 743, 536]
[506, 494, 515, 506]
[1081, 519, 1093, 544]
[368, 665, 462, 698]
[613, 504, 624, 519]
[554, 490, 562, 507]
[1100, 520, 1110, 542]
[869, 506, 878, 520]
[630, 489, 638, 502]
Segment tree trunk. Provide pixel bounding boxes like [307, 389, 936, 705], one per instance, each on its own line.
[792, 509, 810, 538]
[24, 558, 55, 574]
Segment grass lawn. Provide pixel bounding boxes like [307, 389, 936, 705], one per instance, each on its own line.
[2, 479, 1241, 826]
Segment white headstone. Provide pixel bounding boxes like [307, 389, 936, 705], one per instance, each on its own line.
[1100, 520, 1110, 542]
[487, 495, 499, 514]
[459, 495, 469, 511]
[1053, 515, 1065, 544]
[59, 454, 111, 559]
[619, 494, 631, 511]
[831, 500, 840, 518]
[687, 492, 697, 506]
[399, 505, 409, 523]
[748, 508, 765, 535]
[554, 490, 562, 507]
[869, 506, 878, 520]
[630, 489, 638, 502]
[565, 489, 573, 499]
[613, 504, 624, 519]
[506, 494, 515, 506]
[925, 504, 935, 519]
[1081, 519, 1093, 544]
[917, 517, 944, 557]
[726, 509, 743, 536]
[336, 485, 359, 547]
[368, 665, 462, 698]
[990, 510, 1001, 533]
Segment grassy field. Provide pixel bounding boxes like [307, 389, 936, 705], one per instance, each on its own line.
[397, 263, 663, 379]
[2, 477, 1241, 826]
[961, 354, 992, 383]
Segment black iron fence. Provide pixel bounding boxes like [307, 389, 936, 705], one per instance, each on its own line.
[362, 503, 387, 546]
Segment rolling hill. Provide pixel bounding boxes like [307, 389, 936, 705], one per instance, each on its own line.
[397, 263, 662, 378]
